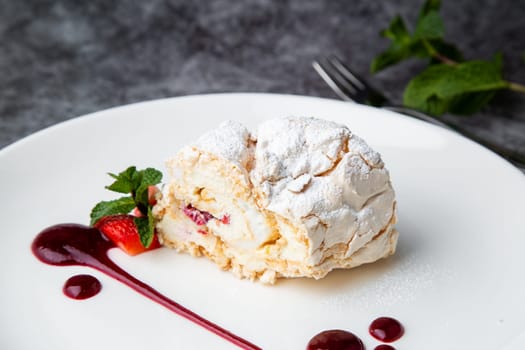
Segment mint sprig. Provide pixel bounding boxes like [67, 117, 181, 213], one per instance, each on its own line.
[372, 0, 525, 116]
[90, 166, 163, 247]
[371, 0, 461, 73]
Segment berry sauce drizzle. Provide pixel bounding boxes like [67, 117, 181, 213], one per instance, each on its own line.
[369, 317, 404, 343]
[306, 329, 364, 350]
[63, 274, 101, 299]
[31, 224, 261, 350]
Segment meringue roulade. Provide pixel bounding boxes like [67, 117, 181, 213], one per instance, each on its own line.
[153, 117, 398, 284]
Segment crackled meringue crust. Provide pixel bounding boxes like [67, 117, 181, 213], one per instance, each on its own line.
[153, 117, 398, 284]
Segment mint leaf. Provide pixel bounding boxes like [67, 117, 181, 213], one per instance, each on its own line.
[403, 57, 509, 115]
[415, 0, 443, 39]
[381, 16, 411, 44]
[448, 90, 498, 115]
[106, 166, 138, 194]
[135, 168, 163, 214]
[105, 167, 161, 206]
[135, 185, 149, 210]
[371, 47, 410, 73]
[134, 208, 155, 248]
[371, 16, 414, 73]
[370, 0, 459, 73]
[419, 0, 440, 17]
[141, 168, 163, 186]
[90, 196, 136, 225]
[414, 10, 444, 39]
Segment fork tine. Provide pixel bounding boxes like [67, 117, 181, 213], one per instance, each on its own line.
[315, 56, 389, 107]
[328, 55, 388, 107]
[312, 58, 360, 102]
[327, 55, 368, 91]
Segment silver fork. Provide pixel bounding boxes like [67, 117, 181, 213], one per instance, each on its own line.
[313, 55, 525, 168]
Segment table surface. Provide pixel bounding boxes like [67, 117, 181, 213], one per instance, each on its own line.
[1, 0, 524, 167]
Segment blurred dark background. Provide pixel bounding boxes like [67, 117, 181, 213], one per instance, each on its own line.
[1, 0, 524, 150]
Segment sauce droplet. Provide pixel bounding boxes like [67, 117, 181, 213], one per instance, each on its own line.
[369, 317, 404, 343]
[63, 274, 102, 300]
[374, 345, 396, 350]
[306, 329, 364, 350]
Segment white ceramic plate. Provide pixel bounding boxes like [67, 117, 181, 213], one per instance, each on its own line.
[1, 93, 524, 350]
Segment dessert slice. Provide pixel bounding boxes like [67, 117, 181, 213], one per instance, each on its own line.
[153, 117, 398, 284]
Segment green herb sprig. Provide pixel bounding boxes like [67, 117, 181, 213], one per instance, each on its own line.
[90, 166, 162, 247]
[372, 0, 525, 116]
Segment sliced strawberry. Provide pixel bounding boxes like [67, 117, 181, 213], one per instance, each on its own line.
[148, 185, 160, 206]
[131, 207, 143, 217]
[94, 214, 161, 256]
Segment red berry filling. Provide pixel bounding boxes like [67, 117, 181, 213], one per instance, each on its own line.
[182, 204, 230, 227]
[220, 214, 230, 225]
[183, 204, 214, 225]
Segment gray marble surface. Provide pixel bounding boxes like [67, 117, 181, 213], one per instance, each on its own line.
[1, 0, 524, 166]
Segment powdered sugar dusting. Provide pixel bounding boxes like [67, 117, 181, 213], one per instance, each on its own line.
[248, 117, 395, 262]
[346, 154, 372, 176]
[348, 135, 383, 168]
[193, 120, 252, 169]
[252, 117, 351, 182]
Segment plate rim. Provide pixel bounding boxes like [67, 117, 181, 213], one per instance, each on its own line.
[2, 92, 523, 179]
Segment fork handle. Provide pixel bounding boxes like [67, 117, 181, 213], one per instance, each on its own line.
[383, 106, 525, 169]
